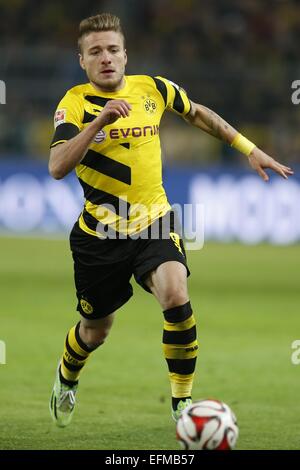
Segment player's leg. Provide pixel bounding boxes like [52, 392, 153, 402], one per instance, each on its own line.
[60, 314, 115, 385]
[134, 211, 198, 421]
[50, 313, 115, 428]
[50, 222, 134, 427]
[145, 260, 198, 421]
[79, 315, 115, 348]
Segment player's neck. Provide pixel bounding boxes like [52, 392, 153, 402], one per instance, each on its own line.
[90, 76, 126, 94]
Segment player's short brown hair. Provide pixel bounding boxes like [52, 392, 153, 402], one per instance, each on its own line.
[78, 13, 125, 52]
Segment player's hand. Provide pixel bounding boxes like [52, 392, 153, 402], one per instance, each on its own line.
[248, 147, 294, 182]
[96, 100, 131, 127]
[98, 99, 131, 126]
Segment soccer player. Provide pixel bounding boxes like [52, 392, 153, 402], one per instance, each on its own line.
[48, 13, 293, 427]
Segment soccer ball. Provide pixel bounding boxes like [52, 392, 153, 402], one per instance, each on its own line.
[176, 399, 239, 450]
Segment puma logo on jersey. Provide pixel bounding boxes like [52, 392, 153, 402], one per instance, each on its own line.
[170, 232, 183, 255]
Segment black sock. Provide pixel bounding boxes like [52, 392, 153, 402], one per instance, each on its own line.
[172, 396, 192, 410]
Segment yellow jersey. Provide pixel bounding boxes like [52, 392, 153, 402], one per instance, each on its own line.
[50, 75, 191, 237]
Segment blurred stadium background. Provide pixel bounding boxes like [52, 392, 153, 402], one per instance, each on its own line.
[1, 0, 300, 241]
[0, 0, 300, 451]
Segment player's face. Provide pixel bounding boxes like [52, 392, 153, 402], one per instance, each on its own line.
[79, 31, 127, 92]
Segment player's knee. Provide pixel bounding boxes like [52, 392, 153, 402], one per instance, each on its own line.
[79, 322, 111, 349]
[161, 284, 189, 310]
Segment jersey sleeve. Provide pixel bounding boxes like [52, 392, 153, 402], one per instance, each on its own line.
[50, 91, 84, 148]
[153, 76, 191, 116]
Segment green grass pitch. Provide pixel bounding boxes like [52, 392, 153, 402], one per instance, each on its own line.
[0, 236, 299, 450]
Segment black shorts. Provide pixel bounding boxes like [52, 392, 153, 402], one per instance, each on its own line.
[69, 211, 190, 319]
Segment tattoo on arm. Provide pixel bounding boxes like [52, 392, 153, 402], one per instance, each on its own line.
[188, 102, 236, 145]
[208, 110, 231, 143]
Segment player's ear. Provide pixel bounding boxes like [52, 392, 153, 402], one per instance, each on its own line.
[79, 54, 86, 71]
[124, 49, 127, 66]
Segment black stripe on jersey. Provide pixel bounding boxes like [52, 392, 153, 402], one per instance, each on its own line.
[152, 77, 167, 106]
[166, 357, 197, 374]
[120, 143, 130, 149]
[85, 95, 112, 107]
[171, 85, 185, 114]
[78, 179, 131, 219]
[83, 111, 97, 124]
[163, 302, 192, 323]
[50, 123, 79, 147]
[82, 208, 103, 232]
[82, 208, 119, 237]
[81, 149, 131, 185]
[163, 326, 196, 345]
[82, 208, 99, 231]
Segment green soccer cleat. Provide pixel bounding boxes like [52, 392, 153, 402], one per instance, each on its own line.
[49, 364, 78, 428]
[172, 398, 193, 422]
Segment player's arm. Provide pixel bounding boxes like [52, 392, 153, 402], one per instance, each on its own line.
[49, 100, 131, 179]
[184, 100, 293, 181]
